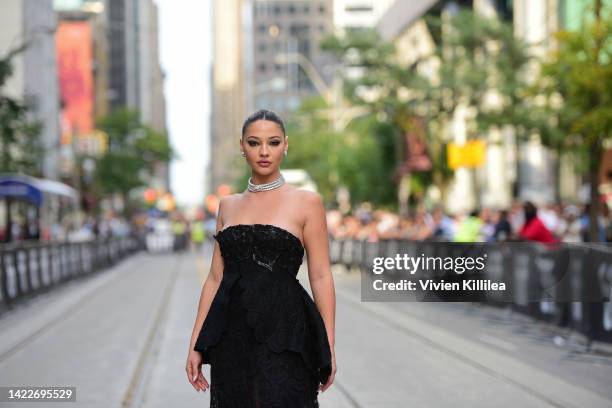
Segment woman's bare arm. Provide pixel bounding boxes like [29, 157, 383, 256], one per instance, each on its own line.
[188, 198, 226, 350]
[302, 192, 336, 353]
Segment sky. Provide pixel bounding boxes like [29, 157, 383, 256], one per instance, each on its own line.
[156, 0, 212, 208]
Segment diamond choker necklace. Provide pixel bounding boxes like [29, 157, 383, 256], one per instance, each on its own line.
[247, 173, 285, 192]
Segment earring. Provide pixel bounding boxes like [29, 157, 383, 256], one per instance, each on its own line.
[284, 150, 287, 156]
[241, 151, 246, 157]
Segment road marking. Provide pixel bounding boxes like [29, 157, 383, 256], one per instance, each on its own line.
[121, 255, 181, 408]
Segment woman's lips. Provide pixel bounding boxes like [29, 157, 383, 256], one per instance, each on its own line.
[257, 161, 271, 167]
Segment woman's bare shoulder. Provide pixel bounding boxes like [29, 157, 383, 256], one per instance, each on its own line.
[218, 193, 245, 217]
[294, 188, 322, 203]
[220, 193, 245, 205]
[293, 189, 324, 220]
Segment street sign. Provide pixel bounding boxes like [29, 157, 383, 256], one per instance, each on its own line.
[447, 140, 486, 169]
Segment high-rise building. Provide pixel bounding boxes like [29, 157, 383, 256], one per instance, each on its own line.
[250, 0, 334, 116]
[108, 0, 169, 190]
[105, 0, 128, 109]
[105, 0, 167, 135]
[134, 0, 169, 191]
[140, 1, 167, 135]
[0, 0, 61, 179]
[208, 0, 336, 194]
[56, 0, 169, 190]
[208, 0, 247, 195]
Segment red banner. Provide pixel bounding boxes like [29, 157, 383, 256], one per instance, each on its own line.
[56, 21, 94, 136]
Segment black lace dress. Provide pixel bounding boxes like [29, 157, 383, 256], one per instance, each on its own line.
[193, 224, 332, 408]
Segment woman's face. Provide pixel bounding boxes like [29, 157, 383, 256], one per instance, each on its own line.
[241, 119, 287, 175]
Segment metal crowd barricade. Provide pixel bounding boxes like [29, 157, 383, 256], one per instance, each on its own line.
[330, 237, 612, 345]
[0, 236, 141, 312]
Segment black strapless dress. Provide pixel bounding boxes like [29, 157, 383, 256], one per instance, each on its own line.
[193, 224, 332, 408]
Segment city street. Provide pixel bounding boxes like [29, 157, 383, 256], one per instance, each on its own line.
[1, 245, 611, 408]
[1, 0, 611, 406]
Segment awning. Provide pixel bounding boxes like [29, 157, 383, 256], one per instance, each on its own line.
[0, 173, 79, 205]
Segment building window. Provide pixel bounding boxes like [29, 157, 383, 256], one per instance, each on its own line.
[496, 0, 513, 21]
[258, 42, 267, 52]
[345, 5, 373, 12]
[288, 4, 296, 14]
[259, 63, 267, 73]
[255, 3, 268, 17]
[273, 5, 281, 15]
[319, 3, 325, 14]
[258, 24, 266, 34]
[303, 4, 310, 13]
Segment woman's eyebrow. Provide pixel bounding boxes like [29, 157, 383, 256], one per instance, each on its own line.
[246, 135, 282, 139]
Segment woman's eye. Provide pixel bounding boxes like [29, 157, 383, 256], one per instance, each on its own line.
[270, 141, 281, 146]
[248, 141, 258, 146]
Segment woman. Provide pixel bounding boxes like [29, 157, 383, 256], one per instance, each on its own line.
[186, 109, 337, 407]
[519, 201, 556, 243]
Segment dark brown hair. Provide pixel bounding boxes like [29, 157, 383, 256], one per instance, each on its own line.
[241, 109, 286, 138]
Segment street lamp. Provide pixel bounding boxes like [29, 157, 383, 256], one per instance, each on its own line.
[274, 52, 368, 132]
[274, 52, 333, 106]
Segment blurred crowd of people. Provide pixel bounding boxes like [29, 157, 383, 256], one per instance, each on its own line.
[5, 199, 610, 247]
[142, 212, 218, 253]
[326, 201, 612, 244]
[0, 210, 133, 243]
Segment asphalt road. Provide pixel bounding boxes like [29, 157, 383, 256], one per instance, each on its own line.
[1, 245, 611, 407]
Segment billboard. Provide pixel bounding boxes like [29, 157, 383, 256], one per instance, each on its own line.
[56, 21, 94, 137]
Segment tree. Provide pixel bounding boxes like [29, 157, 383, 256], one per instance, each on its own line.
[323, 9, 550, 211]
[0, 45, 44, 175]
[535, 1, 611, 241]
[422, 8, 553, 205]
[94, 108, 175, 215]
[321, 28, 438, 213]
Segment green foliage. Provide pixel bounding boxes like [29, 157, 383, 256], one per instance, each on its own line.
[308, 7, 608, 210]
[94, 108, 175, 199]
[537, 6, 611, 151]
[424, 8, 539, 141]
[334, 117, 398, 206]
[321, 27, 447, 207]
[321, 28, 427, 115]
[535, 2, 611, 240]
[0, 46, 44, 175]
[241, 95, 398, 207]
[322, 8, 545, 208]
